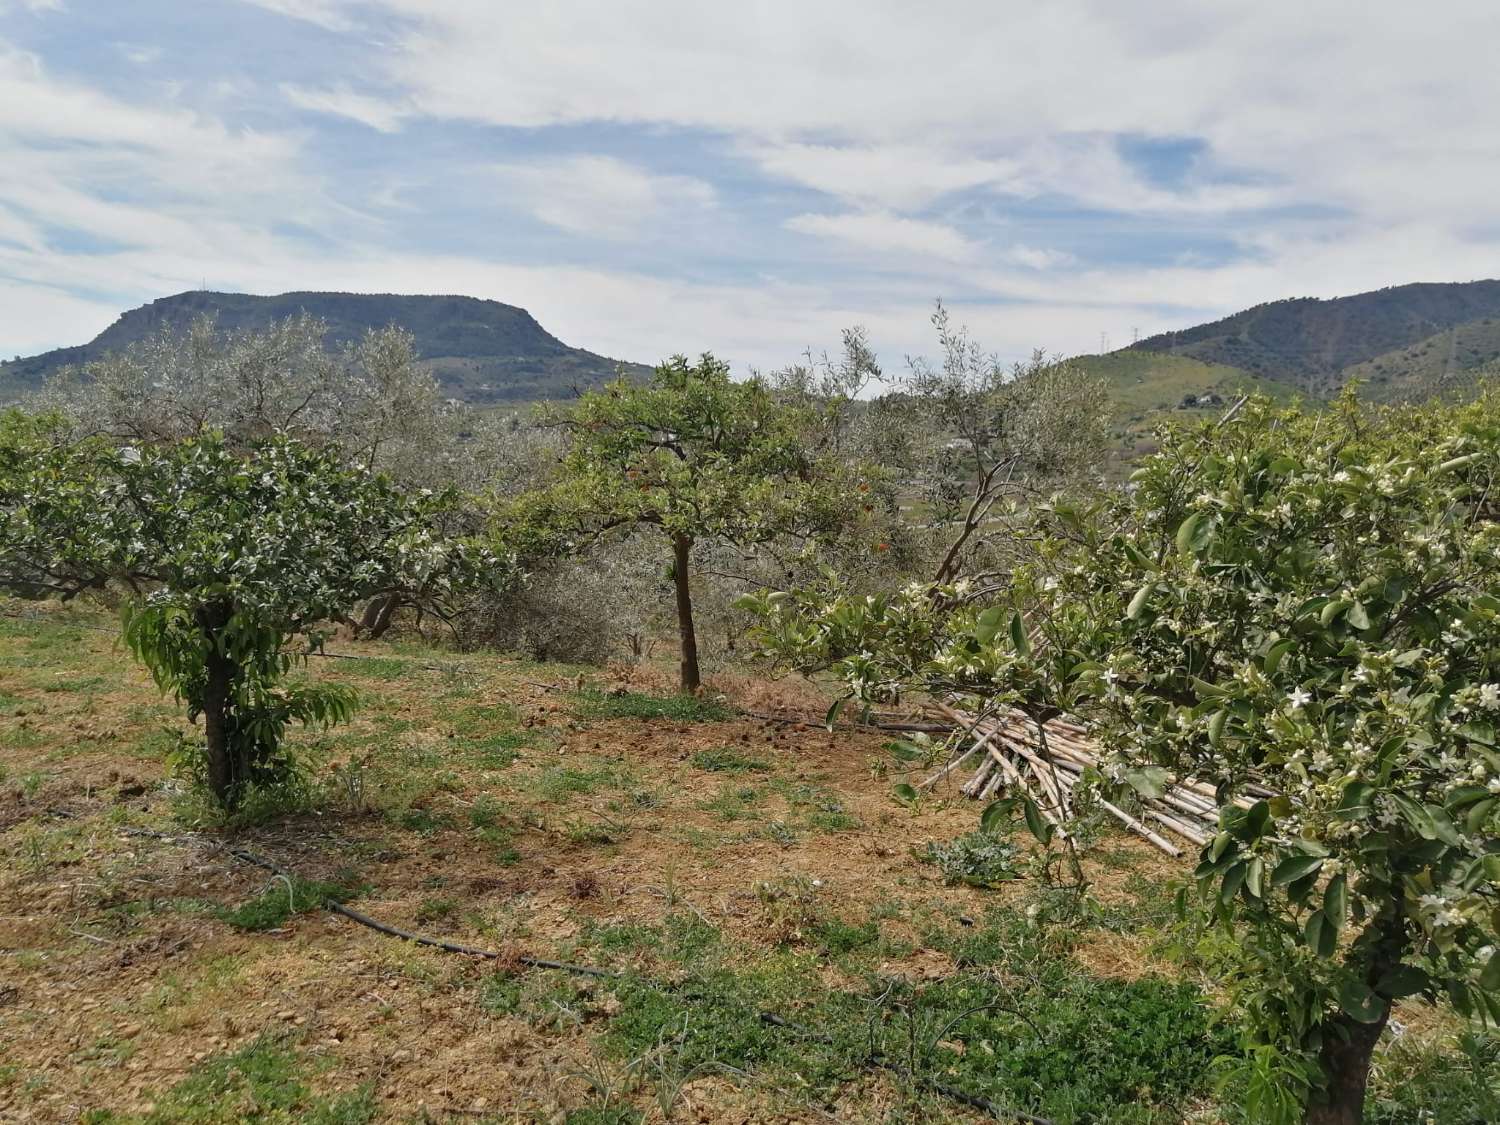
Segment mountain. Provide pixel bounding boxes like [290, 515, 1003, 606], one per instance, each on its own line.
[0, 290, 652, 404]
[1128, 279, 1500, 397]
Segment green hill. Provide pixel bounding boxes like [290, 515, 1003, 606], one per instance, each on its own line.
[1072, 350, 1299, 464]
[0, 290, 651, 404]
[1130, 279, 1500, 394]
[1339, 316, 1500, 402]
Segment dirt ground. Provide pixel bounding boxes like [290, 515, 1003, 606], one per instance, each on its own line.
[1, 602, 1480, 1123]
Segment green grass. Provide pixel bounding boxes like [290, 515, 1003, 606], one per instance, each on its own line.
[82, 1034, 376, 1124]
[592, 907, 1232, 1124]
[690, 746, 772, 773]
[571, 689, 733, 723]
[530, 760, 634, 803]
[217, 876, 355, 932]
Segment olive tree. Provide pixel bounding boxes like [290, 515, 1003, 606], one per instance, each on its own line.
[529, 354, 864, 692]
[751, 392, 1500, 1124]
[0, 412, 482, 806]
[39, 312, 464, 484]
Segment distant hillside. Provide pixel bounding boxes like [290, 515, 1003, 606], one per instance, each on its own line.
[0, 291, 651, 404]
[1130, 279, 1500, 395]
[1072, 350, 1299, 467]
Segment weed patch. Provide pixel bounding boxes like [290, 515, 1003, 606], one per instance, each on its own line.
[82, 1034, 376, 1124]
[690, 746, 771, 773]
[218, 876, 356, 932]
[923, 831, 1021, 887]
[572, 690, 732, 723]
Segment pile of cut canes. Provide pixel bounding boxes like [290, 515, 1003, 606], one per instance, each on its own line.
[918, 700, 1275, 858]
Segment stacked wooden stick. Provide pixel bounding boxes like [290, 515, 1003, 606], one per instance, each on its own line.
[919, 701, 1275, 858]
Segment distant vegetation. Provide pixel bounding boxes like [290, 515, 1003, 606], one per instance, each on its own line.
[1131, 279, 1500, 396]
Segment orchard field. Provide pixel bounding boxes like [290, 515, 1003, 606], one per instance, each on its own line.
[3, 311, 1499, 1124]
[0, 600, 1492, 1124]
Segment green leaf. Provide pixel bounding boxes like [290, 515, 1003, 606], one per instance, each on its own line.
[1245, 856, 1265, 898]
[974, 606, 1006, 645]
[1263, 638, 1295, 677]
[890, 783, 919, 807]
[1022, 798, 1053, 845]
[1272, 855, 1324, 886]
[1338, 979, 1385, 1023]
[1336, 781, 1376, 818]
[1304, 910, 1336, 958]
[1377, 965, 1430, 999]
[1175, 512, 1213, 556]
[885, 740, 923, 762]
[1323, 874, 1348, 932]
[1126, 584, 1154, 620]
[824, 697, 846, 731]
[1479, 951, 1500, 991]
[1219, 861, 1247, 904]
[1210, 831, 1235, 862]
[1207, 709, 1228, 747]
[1320, 598, 1351, 626]
[1466, 797, 1498, 834]
[1124, 766, 1170, 800]
[1008, 612, 1031, 657]
[980, 799, 1016, 834]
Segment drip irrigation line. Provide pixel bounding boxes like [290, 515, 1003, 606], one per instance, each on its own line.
[126, 827, 1053, 1122]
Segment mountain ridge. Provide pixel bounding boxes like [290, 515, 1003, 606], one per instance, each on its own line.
[1128, 279, 1500, 393]
[1, 290, 651, 404]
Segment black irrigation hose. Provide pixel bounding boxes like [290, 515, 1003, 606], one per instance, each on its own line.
[129, 831, 1052, 1124]
[222, 844, 617, 979]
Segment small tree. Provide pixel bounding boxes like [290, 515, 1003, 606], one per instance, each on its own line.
[752, 392, 1500, 1123]
[534, 354, 862, 692]
[0, 413, 480, 806]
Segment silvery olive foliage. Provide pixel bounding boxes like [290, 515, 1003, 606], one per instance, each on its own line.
[0, 413, 486, 805]
[40, 312, 471, 490]
[750, 391, 1500, 1123]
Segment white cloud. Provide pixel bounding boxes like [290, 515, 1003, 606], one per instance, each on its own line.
[236, 0, 355, 32]
[491, 155, 715, 240]
[786, 211, 977, 264]
[744, 143, 1020, 211]
[282, 83, 408, 132]
[354, 1, 1496, 228]
[6, 1, 1500, 381]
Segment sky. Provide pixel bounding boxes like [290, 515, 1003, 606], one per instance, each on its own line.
[2, 0, 1499, 373]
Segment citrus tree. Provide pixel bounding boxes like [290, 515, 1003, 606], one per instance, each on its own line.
[750, 392, 1500, 1124]
[530, 354, 865, 692]
[0, 412, 484, 807]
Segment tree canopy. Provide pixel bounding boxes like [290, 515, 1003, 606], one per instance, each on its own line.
[0, 412, 487, 805]
[525, 354, 868, 691]
[751, 390, 1500, 1124]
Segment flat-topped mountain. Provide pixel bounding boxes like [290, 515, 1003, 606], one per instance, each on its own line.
[0, 290, 651, 404]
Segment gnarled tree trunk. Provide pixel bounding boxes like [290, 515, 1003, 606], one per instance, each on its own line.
[672, 532, 701, 693]
[356, 592, 401, 640]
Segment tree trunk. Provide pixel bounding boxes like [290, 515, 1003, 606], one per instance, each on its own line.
[672, 532, 701, 693]
[1303, 1011, 1389, 1125]
[358, 593, 401, 640]
[201, 645, 237, 807]
[1303, 904, 1405, 1125]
